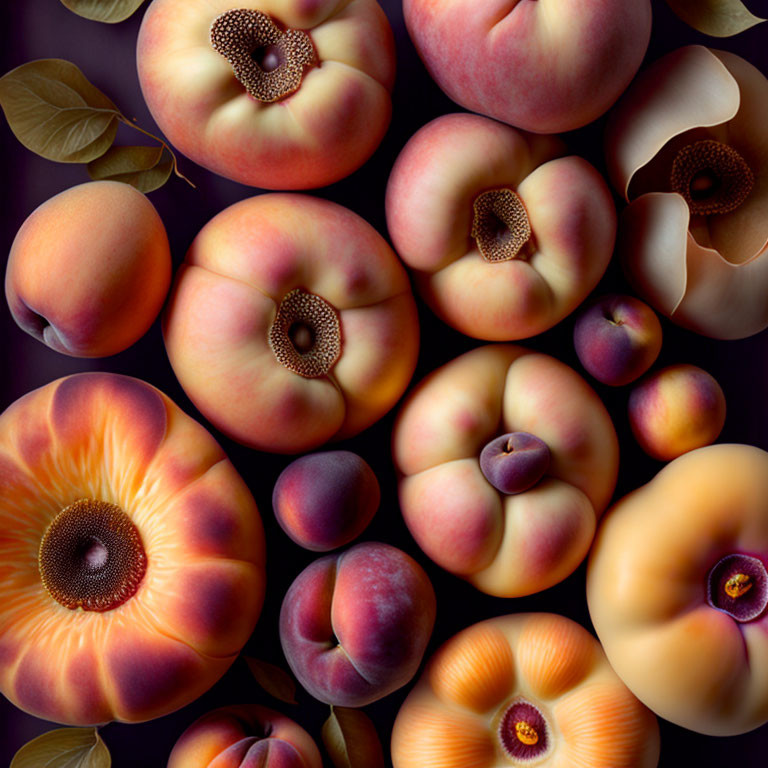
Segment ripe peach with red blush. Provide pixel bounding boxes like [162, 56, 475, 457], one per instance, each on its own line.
[272, 451, 380, 551]
[5, 181, 171, 357]
[279, 541, 436, 707]
[573, 294, 662, 386]
[628, 364, 726, 461]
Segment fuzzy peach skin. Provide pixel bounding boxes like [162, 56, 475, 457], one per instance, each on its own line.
[392, 345, 618, 597]
[386, 114, 616, 340]
[279, 541, 436, 707]
[163, 194, 419, 454]
[587, 444, 768, 735]
[403, 0, 651, 134]
[628, 364, 726, 461]
[391, 613, 660, 768]
[606, 46, 768, 339]
[168, 704, 322, 768]
[0, 373, 265, 725]
[5, 181, 171, 358]
[136, 0, 394, 189]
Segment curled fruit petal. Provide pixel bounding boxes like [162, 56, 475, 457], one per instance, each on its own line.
[664, 0, 764, 38]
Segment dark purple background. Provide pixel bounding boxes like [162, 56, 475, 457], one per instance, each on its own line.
[2, 0, 768, 765]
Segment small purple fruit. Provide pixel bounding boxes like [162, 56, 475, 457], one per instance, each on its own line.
[479, 432, 550, 495]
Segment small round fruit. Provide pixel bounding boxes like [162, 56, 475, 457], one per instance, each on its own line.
[479, 432, 550, 495]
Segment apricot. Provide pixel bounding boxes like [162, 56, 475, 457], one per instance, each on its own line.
[386, 114, 616, 340]
[393, 345, 618, 597]
[272, 451, 380, 551]
[279, 541, 436, 707]
[588, 444, 768, 735]
[163, 193, 419, 454]
[137, 0, 395, 189]
[403, 0, 651, 133]
[391, 613, 660, 768]
[168, 705, 322, 768]
[0, 373, 265, 725]
[5, 181, 171, 357]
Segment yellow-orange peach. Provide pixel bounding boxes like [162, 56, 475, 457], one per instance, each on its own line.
[391, 613, 660, 768]
[0, 373, 265, 725]
[168, 705, 322, 768]
[163, 194, 419, 454]
[393, 345, 618, 597]
[588, 444, 768, 735]
[137, 0, 394, 189]
[5, 181, 171, 357]
[386, 114, 616, 340]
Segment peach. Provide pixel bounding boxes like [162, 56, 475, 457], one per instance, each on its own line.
[403, 0, 651, 133]
[279, 541, 436, 707]
[391, 613, 660, 768]
[163, 193, 419, 454]
[573, 294, 663, 386]
[587, 444, 768, 735]
[272, 451, 380, 551]
[168, 704, 322, 768]
[5, 181, 171, 357]
[136, 0, 394, 189]
[393, 345, 618, 597]
[386, 114, 616, 340]
[628, 363, 726, 461]
[0, 373, 265, 725]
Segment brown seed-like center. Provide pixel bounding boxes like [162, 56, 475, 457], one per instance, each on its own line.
[269, 288, 342, 378]
[670, 140, 754, 216]
[471, 188, 532, 263]
[38, 499, 147, 612]
[210, 9, 316, 103]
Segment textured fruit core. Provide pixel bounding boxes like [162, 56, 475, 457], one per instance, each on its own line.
[210, 9, 316, 103]
[670, 140, 754, 216]
[498, 700, 550, 762]
[707, 553, 768, 622]
[38, 499, 147, 612]
[269, 288, 342, 378]
[471, 188, 532, 263]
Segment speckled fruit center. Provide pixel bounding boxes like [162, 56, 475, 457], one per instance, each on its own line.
[707, 553, 768, 622]
[471, 189, 532, 263]
[38, 499, 147, 612]
[269, 288, 342, 378]
[498, 699, 551, 763]
[210, 9, 316, 103]
[670, 140, 754, 216]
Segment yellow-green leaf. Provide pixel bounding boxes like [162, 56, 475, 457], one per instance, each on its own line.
[322, 707, 385, 768]
[244, 657, 298, 705]
[60, 0, 147, 23]
[665, 0, 764, 36]
[11, 727, 111, 768]
[0, 59, 119, 163]
[88, 144, 174, 192]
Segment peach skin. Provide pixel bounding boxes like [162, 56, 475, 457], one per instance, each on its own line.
[588, 444, 768, 735]
[606, 46, 768, 339]
[386, 114, 616, 340]
[163, 193, 419, 454]
[5, 181, 171, 358]
[168, 704, 322, 768]
[628, 364, 726, 461]
[403, 0, 651, 134]
[391, 613, 660, 768]
[392, 344, 618, 597]
[279, 541, 436, 707]
[0, 373, 265, 725]
[136, 0, 394, 189]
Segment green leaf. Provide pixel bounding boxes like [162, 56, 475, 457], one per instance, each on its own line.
[60, 0, 147, 23]
[88, 144, 174, 192]
[244, 656, 298, 705]
[11, 727, 111, 768]
[665, 0, 764, 36]
[322, 707, 385, 768]
[0, 59, 119, 163]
